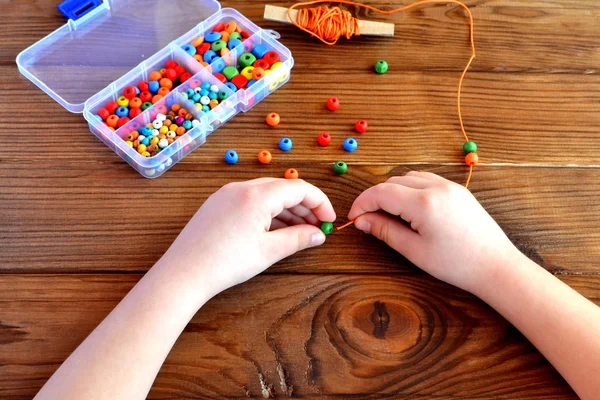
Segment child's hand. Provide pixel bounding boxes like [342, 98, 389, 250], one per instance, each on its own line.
[348, 171, 520, 293]
[160, 178, 336, 298]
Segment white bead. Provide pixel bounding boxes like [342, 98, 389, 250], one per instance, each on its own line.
[145, 168, 156, 177]
[209, 84, 219, 93]
[166, 131, 176, 138]
[165, 157, 173, 167]
[156, 113, 167, 121]
[151, 129, 159, 137]
[192, 119, 200, 128]
[194, 87, 202, 94]
[152, 120, 163, 129]
[138, 135, 146, 141]
[200, 96, 210, 105]
[158, 138, 169, 149]
[157, 164, 166, 172]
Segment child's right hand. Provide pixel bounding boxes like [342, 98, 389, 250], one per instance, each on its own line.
[348, 171, 522, 293]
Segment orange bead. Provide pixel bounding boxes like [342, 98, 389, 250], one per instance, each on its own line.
[151, 94, 163, 104]
[220, 31, 230, 42]
[160, 68, 167, 76]
[225, 21, 237, 33]
[157, 87, 170, 97]
[266, 112, 280, 127]
[130, 131, 139, 140]
[258, 150, 272, 164]
[252, 67, 265, 80]
[284, 168, 299, 179]
[193, 55, 204, 63]
[171, 103, 181, 113]
[191, 36, 204, 47]
[149, 71, 162, 81]
[129, 97, 142, 109]
[176, 126, 186, 136]
[465, 152, 479, 166]
[106, 114, 119, 128]
[220, 47, 230, 57]
[159, 78, 173, 89]
[178, 108, 188, 117]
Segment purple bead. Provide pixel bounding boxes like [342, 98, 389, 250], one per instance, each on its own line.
[175, 116, 185, 125]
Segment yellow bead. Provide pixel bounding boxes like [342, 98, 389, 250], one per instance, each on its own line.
[264, 69, 271, 75]
[195, 103, 202, 109]
[169, 124, 178, 131]
[137, 144, 147, 153]
[159, 126, 168, 134]
[125, 140, 133, 147]
[271, 61, 282, 70]
[240, 66, 254, 80]
[150, 136, 159, 145]
[117, 96, 129, 107]
[141, 151, 151, 157]
[146, 123, 153, 128]
[209, 99, 219, 109]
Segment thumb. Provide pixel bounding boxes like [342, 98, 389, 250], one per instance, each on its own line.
[355, 212, 423, 261]
[264, 224, 326, 264]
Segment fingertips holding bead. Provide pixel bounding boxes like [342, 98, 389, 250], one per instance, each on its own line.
[320, 221, 334, 235]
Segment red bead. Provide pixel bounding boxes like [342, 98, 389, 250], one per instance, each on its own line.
[165, 60, 179, 70]
[137, 81, 149, 93]
[123, 86, 137, 99]
[263, 51, 280, 67]
[139, 91, 152, 102]
[117, 116, 130, 128]
[212, 22, 225, 32]
[241, 30, 252, 39]
[230, 74, 248, 89]
[105, 101, 119, 114]
[211, 73, 225, 83]
[174, 65, 186, 78]
[165, 68, 178, 81]
[197, 42, 211, 55]
[180, 72, 192, 82]
[326, 97, 340, 111]
[129, 108, 142, 118]
[318, 132, 331, 146]
[253, 59, 270, 70]
[355, 120, 368, 133]
[97, 108, 110, 121]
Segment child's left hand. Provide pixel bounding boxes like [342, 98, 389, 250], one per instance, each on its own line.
[158, 178, 336, 299]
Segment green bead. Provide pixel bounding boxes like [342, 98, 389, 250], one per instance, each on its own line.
[333, 161, 348, 174]
[239, 52, 257, 69]
[218, 91, 229, 101]
[463, 141, 477, 154]
[320, 221, 334, 235]
[229, 32, 242, 41]
[222, 66, 239, 81]
[211, 40, 227, 52]
[141, 101, 153, 111]
[374, 60, 388, 74]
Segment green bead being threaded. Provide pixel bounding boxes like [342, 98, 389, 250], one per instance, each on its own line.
[320, 221, 334, 235]
[374, 60, 388, 74]
[463, 141, 478, 154]
[333, 161, 348, 174]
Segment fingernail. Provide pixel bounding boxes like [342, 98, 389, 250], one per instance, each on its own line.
[310, 232, 326, 247]
[355, 219, 371, 233]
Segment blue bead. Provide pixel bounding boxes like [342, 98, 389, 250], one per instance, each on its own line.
[227, 38, 243, 50]
[192, 93, 201, 103]
[204, 31, 221, 43]
[186, 88, 195, 98]
[182, 44, 197, 56]
[135, 87, 141, 95]
[203, 50, 218, 63]
[148, 80, 160, 93]
[225, 82, 237, 92]
[202, 105, 210, 112]
[343, 138, 358, 152]
[139, 126, 153, 137]
[279, 137, 293, 151]
[141, 137, 150, 146]
[183, 120, 192, 130]
[94, 114, 103, 121]
[208, 91, 218, 100]
[247, 79, 257, 88]
[211, 58, 226, 73]
[224, 149, 238, 164]
[252, 44, 269, 59]
[200, 89, 209, 97]
[201, 82, 211, 90]
[115, 106, 129, 117]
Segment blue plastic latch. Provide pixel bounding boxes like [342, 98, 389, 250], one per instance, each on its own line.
[57, 0, 102, 20]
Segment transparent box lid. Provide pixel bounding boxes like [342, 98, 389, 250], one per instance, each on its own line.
[17, 0, 221, 113]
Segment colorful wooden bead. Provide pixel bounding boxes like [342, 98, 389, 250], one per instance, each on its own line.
[284, 168, 299, 179]
[252, 44, 269, 59]
[197, 42, 211, 55]
[211, 40, 227, 52]
[98, 108, 110, 121]
[326, 97, 340, 111]
[241, 66, 254, 80]
[333, 161, 348, 174]
[106, 101, 119, 114]
[258, 150, 272, 164]
[129, 108, 142, 118]
[117, 96, 129, 107]
[263, 51, 280, 67]
[225, 82, 237, 92]
[141, 101, 153, 110]
[239, 53, 257, 68]
[205, 31, 222, 43]
[230, 74, 248, 89]
[317, 132, 331, 146]
[223, 66, 239, 80]
[266, 112, 280, 127]
[229, 32, 242, 41]
[252, 67, 265, 80]
[203, 50, 218, 63]
[224, 149, 238, 164]
[149, 71, 162, 81]
[182, 44, 196, 56]
[375, 60, 388, 74]
[138, 81, 150, 92]
[228, 38, 243, 50]
[224, 21, 237, 33]
[343, 138, 358, 152]
[115, 106, 129, 117]
[355, 120, 368, 133]
[218, 91, 229, 100]
[148, 81, 160, 93]
[279, 137, 292, 151]
[123, 86, 137, 99]
[253, 59, 270, 70]
[465, 152, 479, 166]
[463, 141, 477, 153]
[320, 221, 334, 235]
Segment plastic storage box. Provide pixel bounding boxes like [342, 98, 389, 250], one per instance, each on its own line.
[17, 0, 293, 178]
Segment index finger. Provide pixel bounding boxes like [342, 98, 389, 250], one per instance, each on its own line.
[348, 182, 420, 221]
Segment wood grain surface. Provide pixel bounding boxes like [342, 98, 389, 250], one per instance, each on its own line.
[1, 0, 599, 398]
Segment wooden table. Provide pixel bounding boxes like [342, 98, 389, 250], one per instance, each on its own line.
[1, 0, 599, 398]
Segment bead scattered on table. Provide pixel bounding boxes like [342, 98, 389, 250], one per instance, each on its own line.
[355, 119, 368, 133]
[343, 137, 358, 152]
[320, 221, 334, 235]
[279, 137, 292, 151]
[284, 168, 299, 179]
[181, 80, 228, 112]
[266, 112, 280, 127]
[224, 149, 238, 164]
[317, 132, 331, 146]
[326, 96, 340, 111]
[258, 150, 272, 164]
[333, 161, 348, 174]
[374, 59, 388, 74]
